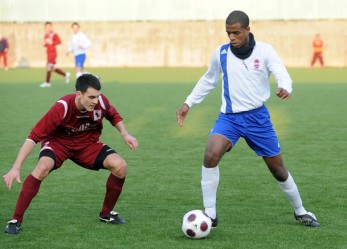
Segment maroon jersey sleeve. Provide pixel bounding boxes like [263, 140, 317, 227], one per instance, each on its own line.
[28, 101, 65, 143]
[100, 95, 123, 126]
[52, 33, 61, 46]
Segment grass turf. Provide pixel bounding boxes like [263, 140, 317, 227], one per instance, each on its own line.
[0, 67, 347, 249]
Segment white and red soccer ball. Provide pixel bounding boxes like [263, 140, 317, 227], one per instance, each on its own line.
[181, 210, 212, 239]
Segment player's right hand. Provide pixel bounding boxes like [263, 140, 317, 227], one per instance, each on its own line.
[3, 168, 22, 190]
[176, 104, 189, 127]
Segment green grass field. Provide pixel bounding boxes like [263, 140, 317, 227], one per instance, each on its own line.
[1, 67, 347, 249]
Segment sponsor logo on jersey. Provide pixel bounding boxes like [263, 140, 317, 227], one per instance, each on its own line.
[76, 115, 90, 118]
[66, 123, 97, 134]
[93, 110, 102, 121]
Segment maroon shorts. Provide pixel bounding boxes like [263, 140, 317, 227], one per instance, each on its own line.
[39, 138, 109, 169]
[47, 53, 57, 65]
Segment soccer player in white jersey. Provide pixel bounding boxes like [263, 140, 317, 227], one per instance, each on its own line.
[66, 22, 92, 78]
[176, 10, 320, 227]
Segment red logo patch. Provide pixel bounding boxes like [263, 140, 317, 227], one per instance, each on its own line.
[254, 59, 260, 69]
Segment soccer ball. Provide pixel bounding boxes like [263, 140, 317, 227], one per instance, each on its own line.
[181, 210, 212, 239]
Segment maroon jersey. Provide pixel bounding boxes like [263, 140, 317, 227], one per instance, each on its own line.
[44, 32, 61, 56]
[28, 94, 123, 147]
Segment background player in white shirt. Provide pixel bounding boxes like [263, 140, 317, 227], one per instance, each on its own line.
[66, 22, 92, 78]
[176, 10, 320, 228]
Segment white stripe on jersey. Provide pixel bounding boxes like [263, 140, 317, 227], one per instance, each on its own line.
[98, 96, 106, 110]
[26, 138, 37, 145]
[57, 100, 68, 118]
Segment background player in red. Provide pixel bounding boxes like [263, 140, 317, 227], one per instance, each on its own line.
[40, 22, 70, 88]
[310, 33, 324, 68]
[0, 33, 9, 71]
[3, 74, 139, 234]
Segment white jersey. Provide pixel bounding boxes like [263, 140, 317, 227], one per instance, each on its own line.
[68, 32, 92, 56]
[185, 41, 292, 113]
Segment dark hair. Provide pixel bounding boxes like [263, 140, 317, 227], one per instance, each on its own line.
[45, 21, 52, 26]
[75, 74, 101, 93]
[226, 10, 249, 29]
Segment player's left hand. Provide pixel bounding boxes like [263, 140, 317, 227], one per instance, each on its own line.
[276, 88, 291, 100]
[123, 134, 139, 151]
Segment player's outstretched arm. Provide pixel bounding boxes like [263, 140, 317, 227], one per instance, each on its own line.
[276, 88, 291, 100]
[3, 140, 35, 190]
[115, 121, 139, 151]
[176, 103, 190, 127]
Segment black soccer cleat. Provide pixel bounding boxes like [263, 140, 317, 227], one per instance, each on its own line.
[5, 219, 22, 235]
[294, 211, 320, 227]
[99, 211, 126, 225]
[211, 214, 218, 228]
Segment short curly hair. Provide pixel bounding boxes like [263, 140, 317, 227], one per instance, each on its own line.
[226, 10, 249, 29]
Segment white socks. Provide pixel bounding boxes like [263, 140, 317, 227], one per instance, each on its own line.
[201, 165, 220, 219]
[202, 167, 307, 217]
[277, 172, 307, 215]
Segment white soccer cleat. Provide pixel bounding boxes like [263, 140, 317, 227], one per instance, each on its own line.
[40, 82, 51, 88]
[294, 211, 320, 227]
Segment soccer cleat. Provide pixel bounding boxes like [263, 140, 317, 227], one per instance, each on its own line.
[294, 211, 320, 227]
[99, 211, 126, 225]
[40, 82, 51, 88]
[211, 214, 218, 228]
[5, 219, 22, 234]
[65, 72, 71, 84]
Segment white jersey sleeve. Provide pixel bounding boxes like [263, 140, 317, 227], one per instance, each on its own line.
[79, 32, 92, 50]
[184, 47, 221, 108]
[266, 45, 292, 94]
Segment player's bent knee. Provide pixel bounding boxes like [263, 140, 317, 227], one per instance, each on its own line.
[112, 159, 127, 178]
[204, 150, 221, 167]
[32, 157, 55, 180]
[118, 160, 127, 178]
[105, 154, 127, 178]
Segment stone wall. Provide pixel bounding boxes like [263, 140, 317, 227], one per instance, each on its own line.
[1, 20, 346, 68]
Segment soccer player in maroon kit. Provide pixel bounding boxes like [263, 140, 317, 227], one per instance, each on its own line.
[3, 74, 138, 234]
[40, 22, 70, 88]
[0, 33, 9, 70]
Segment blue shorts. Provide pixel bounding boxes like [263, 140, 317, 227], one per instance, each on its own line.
[75, 54, 86, 68]
[210, 105, 281, 157]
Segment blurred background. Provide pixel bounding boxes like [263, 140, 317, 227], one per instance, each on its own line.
[1, 0, 347, 68]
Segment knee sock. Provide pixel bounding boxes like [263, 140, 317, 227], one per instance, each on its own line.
[277, 172, 307, 215]
[13, 174, 42, 222]
[100, 174, 125, 216]
[54, 68, 65, 76]
[201, 165, 220, 219]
